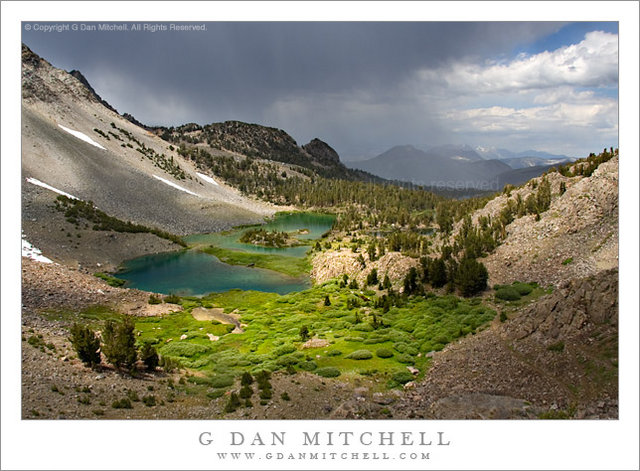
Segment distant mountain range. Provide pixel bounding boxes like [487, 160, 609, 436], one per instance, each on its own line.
[347, 144, 574, 190]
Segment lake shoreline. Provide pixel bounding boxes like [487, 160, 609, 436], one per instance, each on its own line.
[115, 212, 334, 296]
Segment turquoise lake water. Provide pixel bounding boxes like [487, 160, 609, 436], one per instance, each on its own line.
[117, 212, 334, 295]
[184, 212, 335, 258]
[117, 250, 310, 296]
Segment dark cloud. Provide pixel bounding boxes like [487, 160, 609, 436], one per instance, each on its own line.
[27, 21, 610, 158]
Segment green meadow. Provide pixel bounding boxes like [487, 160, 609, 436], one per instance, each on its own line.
[131, 279, 496, 389]
[200, 245, 311, 278]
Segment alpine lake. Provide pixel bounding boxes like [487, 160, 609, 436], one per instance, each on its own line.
[89, 211, 505, 388]
[117, 212, 335, 295]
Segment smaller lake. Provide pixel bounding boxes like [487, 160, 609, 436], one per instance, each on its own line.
[185, 212, 335, 258]
[117, 250, 310, 296]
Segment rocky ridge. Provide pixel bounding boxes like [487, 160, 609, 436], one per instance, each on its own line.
[482, 157, 618, 287]
[154, 121, 381, 182]
[22, 43, 276, 238]
[302, 138, 341, 165]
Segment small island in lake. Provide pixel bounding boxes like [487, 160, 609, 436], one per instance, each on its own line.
[239, 228, 300, 248]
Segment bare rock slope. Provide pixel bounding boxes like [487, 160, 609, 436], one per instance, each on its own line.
[482, 157, 618, 287]
[22, 44, 274, 238]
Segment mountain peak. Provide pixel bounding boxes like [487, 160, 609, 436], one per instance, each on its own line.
[68, 69, 119, 114]
[302, 138, 341, 164]
[22, 44, 108, 108]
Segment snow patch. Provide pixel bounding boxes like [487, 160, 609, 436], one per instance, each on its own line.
[196, 172, 219, 186]
[152, 175, 199, 196]
[26, 177, 77, 199]
[451, 155, 472, 161]
[22, 239, 54, 263]
[58, 124, 106, 150]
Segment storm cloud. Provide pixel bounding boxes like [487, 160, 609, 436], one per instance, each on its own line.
[22, 21, 618, 159]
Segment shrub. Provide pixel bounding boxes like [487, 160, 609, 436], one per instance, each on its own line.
[160, 342, 210, 358]
[127, 390, 140, 402]
[159, 356, 180, 373]
[94, 272, 125, 287]
[391, 371, 414, 384]
[346, 349, 373, 360]
[393, 342, 409, 353]
[547, 341, 565, 352]
[164, 294, 181, 304]
[111, 398, 132, 409]
[394, 343, 418, 356]
[69, 323, 101, 367]
[495, 287, 521, 301]
[27, 335, 44, 349]
[280, 392, 291, 401]
[142, 395, 156, 407]
[326, 350, 342, 357]
[140, 343, 159, 371]
[259, 389, 273, 400]
[276, 354, 301, 367]
[239, 385, 253, 399]
[512, 282, 533, 296]
[224, 392, 241, 413]
[351, 323, 373, 332]
[101, 317, 137, 369]
[376, 348, 394, 358]
[298, 360, 318, 371]
[240, 372, 254, 386]
[396, 353, 415, 364]
[562, 257, 573, 265]
[499, 312, 508, 323]
[209, 375, 235, 389]
[315, 367, 341, 378]
[206, 389, 226, 399]
[148, 294, 162, 305]
[358, 369, 377, 376]
[255, 370, 272, 391]
[273, 343, 296, 357]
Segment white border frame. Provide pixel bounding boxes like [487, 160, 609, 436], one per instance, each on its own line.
[2, 2, 638, 470]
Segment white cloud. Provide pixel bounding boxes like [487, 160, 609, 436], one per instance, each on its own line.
[445, 99, 618, 133]
[402, 31, 619, 155]
[417, 31, 618, 94]
[531, 86, 598, 105]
